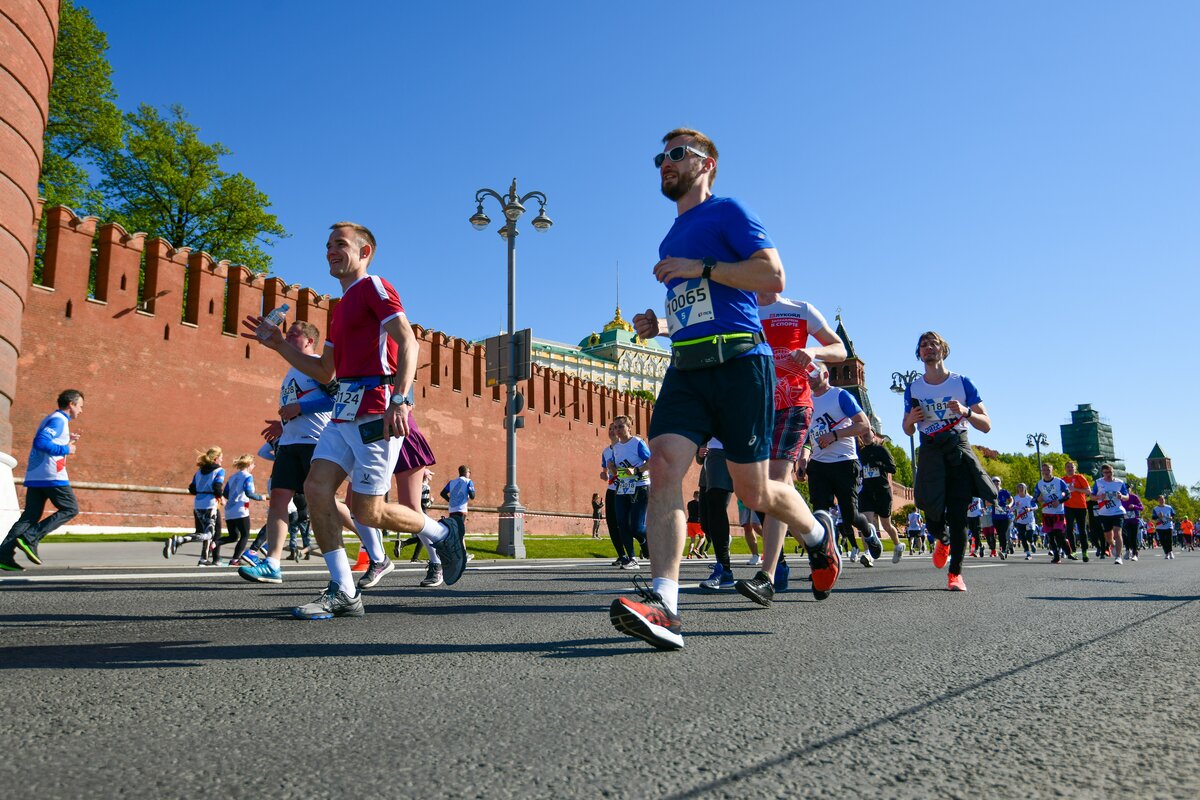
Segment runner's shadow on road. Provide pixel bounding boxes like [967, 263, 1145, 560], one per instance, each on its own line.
[543, 630, 771, 659]
[830, 585, 938, 595]
[0, 633, 746, 669]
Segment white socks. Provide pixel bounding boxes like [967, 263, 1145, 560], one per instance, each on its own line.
[652, 577, 679, 615]
[418, 515, 449, 546]
[800, 522, 826, 548]
[354, 521, 385, 562]
[324, 549, 356, 597]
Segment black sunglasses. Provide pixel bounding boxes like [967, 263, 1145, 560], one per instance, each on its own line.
[654, 145, 709, 168]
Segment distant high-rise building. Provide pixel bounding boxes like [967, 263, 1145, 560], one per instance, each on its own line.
[1060, 404, 1124, 479]
[1144, 443, 1178, 500]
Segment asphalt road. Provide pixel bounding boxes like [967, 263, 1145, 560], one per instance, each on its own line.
[2, 543, 1198, 800]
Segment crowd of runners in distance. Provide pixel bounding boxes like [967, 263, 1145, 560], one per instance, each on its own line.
[1, 129, 1192, 655]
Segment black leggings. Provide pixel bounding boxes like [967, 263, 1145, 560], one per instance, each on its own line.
[807, 460, 872, 548]
[1121, 521, 1140, 554]
[922, 462, 973, 577]
[699, 487, 732, 570]
[215, 516, 251, 561]
[1015, 523, 1036, 553]
[1158, 529, 1174, 555]
[604, 488, 624, 558]
[1064, 507, 1088, 552]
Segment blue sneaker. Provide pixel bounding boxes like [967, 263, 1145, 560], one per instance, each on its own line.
[699, 563, 737, 590]
[238, 560, 282, 584]
[774, 558, 790, 592]
[699, 563, 725, 590]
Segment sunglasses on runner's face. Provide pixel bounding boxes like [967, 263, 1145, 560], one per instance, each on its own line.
[654, 145, 709, 168]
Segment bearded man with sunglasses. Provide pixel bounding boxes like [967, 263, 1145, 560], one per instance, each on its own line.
[607, 128, 840, 651]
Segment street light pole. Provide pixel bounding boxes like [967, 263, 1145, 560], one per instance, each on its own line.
[469, 179, 553, 558]
[890, 370, 920, 481]
[1026, 432, 1049, 474]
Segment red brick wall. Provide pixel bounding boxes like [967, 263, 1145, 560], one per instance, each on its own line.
[0, 0, 59, 453]
[11, 206, 685, 532]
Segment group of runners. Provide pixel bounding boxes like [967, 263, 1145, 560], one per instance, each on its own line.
[0, 129, 1191, 649]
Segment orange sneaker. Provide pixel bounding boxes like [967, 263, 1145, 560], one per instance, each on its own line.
[806, 510, 841, 601]
[932, 540, 950, 569]
[947, 573, 966, 592]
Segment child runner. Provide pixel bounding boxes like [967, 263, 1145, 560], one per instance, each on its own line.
[165, 447, 226, 565]
[217, 454, 265, 566]
[1011, 483, 1038, 560]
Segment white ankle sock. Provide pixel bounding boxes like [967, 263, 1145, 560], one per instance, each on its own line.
[266, 556, 280, 569]
[652, 577, 679, 615]
[799, 517, 828, 548]
[354, 521, 385, 561]
[418, 515, 448, 546]
[324, 549, 356, 597]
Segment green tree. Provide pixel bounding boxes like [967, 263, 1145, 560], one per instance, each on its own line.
[884, 439, 913, 487]
[628, 389, 656, 404]
[40, 0, 124, 213]
[99, 104, 287, 273]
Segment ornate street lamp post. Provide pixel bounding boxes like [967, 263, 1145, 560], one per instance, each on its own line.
[468, 179, 552, 557]
[1026, 432, 1049, 474]
[890, 370, 920, 480]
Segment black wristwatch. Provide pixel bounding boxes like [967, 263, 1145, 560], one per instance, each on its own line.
[701, 257, 716, 280]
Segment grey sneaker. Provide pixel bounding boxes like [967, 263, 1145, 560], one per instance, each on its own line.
[357, 557, 395, 590]
[892, 541, 905, 564]
[163, 535, 177, 559]
[419, 563, 444, 587]
[291, 581, 364, 620]
[431, 517, 467, 585]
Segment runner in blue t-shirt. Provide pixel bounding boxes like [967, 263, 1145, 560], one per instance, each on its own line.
[609, 128, 839, 651]
[0, 389, 85, 571]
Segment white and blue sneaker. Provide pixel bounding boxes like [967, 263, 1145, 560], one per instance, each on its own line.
[699, 563, 735, 590]
[238, 560, 283, 584]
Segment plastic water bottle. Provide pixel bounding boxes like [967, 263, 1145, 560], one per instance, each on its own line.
[257, 303, 290, 341]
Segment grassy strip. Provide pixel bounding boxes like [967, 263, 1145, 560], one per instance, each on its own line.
[46, 532, 899, 560]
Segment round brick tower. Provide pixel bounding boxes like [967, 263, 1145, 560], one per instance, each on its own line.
[1, 0, 59, 525]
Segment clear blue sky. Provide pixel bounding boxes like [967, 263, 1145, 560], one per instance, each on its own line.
[83, 0, 1200, 488]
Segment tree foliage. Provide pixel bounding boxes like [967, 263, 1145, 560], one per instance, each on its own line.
[98, 105, 288, 273]
[884, 439, 913, 487]
[39, 0, 123, 213]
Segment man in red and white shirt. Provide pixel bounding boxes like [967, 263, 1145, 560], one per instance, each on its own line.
[245, 222, 466, 620]
[749, 294, 845, 595]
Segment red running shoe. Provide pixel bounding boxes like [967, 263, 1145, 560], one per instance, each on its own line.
[609, 577, 683, 650]
[806, 510, 841, 601]
[932, 539, 950, 569]
[947, 573, 967, 592]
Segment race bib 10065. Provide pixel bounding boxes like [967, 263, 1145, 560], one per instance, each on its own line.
[666, 278, 715, 335]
